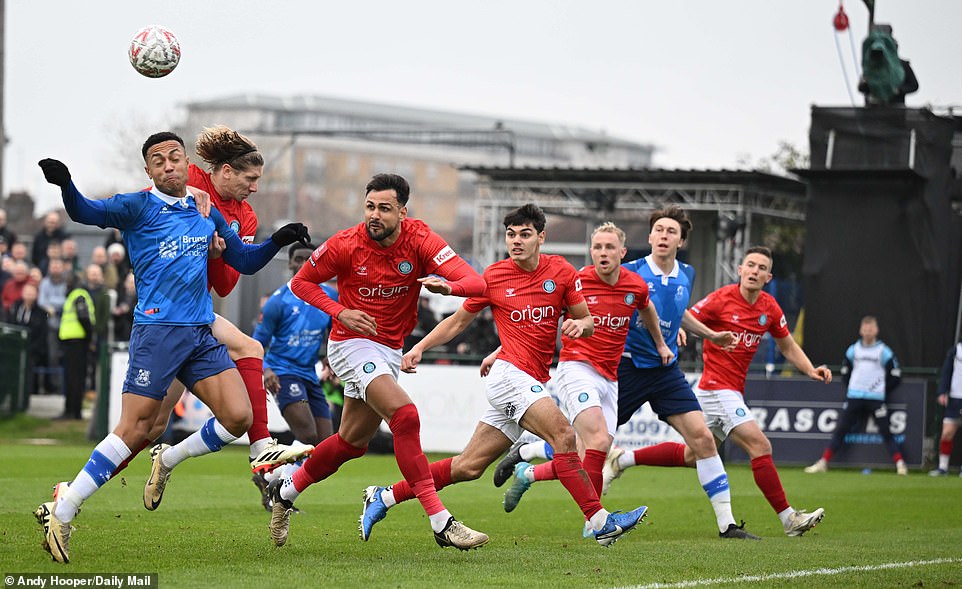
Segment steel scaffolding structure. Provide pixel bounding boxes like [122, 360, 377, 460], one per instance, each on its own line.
[467, 167, 808, 290]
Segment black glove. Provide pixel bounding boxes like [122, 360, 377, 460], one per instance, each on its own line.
[271, 223, 311, 248]
[38, 159, 71, 188]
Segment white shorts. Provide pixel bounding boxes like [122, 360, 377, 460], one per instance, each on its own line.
[694, 386, 755, 441]
[327, 339, 401, 402]
[479, 359, 551, 443]
[556, 360, 617, 436]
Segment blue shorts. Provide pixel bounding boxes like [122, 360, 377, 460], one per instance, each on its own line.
[616, 356, 701, 426]
[124, 324, 234, 400]
[276, 374, 331, 419]
[944, 397, 962, 422]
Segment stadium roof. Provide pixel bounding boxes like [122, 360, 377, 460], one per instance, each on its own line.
[461, 166, 807, 195]
[185, 93, 651, 149]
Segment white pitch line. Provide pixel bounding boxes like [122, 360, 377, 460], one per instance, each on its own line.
[618, 557, 962, 589]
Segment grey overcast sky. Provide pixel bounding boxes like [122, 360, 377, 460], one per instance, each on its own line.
[4, 1, 960, 213]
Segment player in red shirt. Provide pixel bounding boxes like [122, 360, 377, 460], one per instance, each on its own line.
[266, 173, 489, 550]
[608, 246, 831, 536]
[114, 126, 313, 513]
[358, 205, 648, 547]
[492, 222, 673, 510]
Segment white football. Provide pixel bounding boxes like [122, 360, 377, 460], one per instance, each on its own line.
[128, 25, 181, 78]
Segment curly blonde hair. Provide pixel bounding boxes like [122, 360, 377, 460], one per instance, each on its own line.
[194, 125, 263, 171]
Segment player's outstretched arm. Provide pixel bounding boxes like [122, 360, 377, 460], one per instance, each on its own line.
[638, 303, 675, 365]
[402, 306, 479, 373]
[218, 214, 309, 275]
[774, 335, 832, 383]
[38, 159, 111, 227]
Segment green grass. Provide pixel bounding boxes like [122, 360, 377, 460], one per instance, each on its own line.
[2, 439, 961, 588]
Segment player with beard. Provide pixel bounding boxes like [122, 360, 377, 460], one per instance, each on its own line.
[266, 173, 489, 551]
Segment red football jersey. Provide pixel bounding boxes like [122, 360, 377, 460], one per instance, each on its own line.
[690, 284, 790, 393]
[559, 266, 650, 381]
[188, 164, 258, 296]
[464, 254, 584, 383]
[292, 218, 481, 349]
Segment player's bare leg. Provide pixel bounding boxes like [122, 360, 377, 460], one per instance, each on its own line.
[212, 315, 313, 472]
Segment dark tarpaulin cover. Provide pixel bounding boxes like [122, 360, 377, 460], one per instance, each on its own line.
[799, 107, 961, 368]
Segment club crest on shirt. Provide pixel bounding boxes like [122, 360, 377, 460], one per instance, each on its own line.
[624, 293, 635, 305]
[675, 285, 685, 301]
[158, 239, 178, 259]
[135, 369, 151, 387]
[758, 313, 768, 326]
[397, 260, 413, 274]
[542, 280, 556, 293]
[578, 392, 589, 403]
[531, 385, 544, 393]
[363, 362, 376, 374]
[736, 407, 746, 417]
[229, 220, 241, 233]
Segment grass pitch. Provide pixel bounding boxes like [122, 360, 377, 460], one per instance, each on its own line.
[2, 430, 961, 588]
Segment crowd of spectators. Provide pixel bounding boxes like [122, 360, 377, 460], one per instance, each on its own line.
[0, 208, 136, 413]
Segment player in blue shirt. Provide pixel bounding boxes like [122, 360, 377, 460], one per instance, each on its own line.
[32, 132, 310, 564]
[605, 206, 758, 539]
[250, 243, 338, 509]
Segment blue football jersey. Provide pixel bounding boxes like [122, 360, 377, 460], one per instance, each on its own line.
[62, 184, 279, 326]
[622, 255, 696, 368]
[254, 283, 337, 382]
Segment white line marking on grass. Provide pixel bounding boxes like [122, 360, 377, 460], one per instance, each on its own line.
[619, 558, 962, 589]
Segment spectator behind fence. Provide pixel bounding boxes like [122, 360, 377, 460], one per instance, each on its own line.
[6, 282, 49, 395]
[39, 258, 68, 393]
[2, 260, 34, 313]
[111, 272, 136, 342]
[90, 246, 117, 290]
[58, 270, 94, 420]
[9, 242, 29, 265]
[0, 256, 11, 291]
[39, 242, 62, 276]
[61, 238, 81, 275]
[31, 211, 68, 270]
[84, 264, 111, 391]
[0, 208, 17, 248]
[106, 242, 130, 289]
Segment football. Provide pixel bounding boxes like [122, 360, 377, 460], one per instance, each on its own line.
[128, 25, 181, 78]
